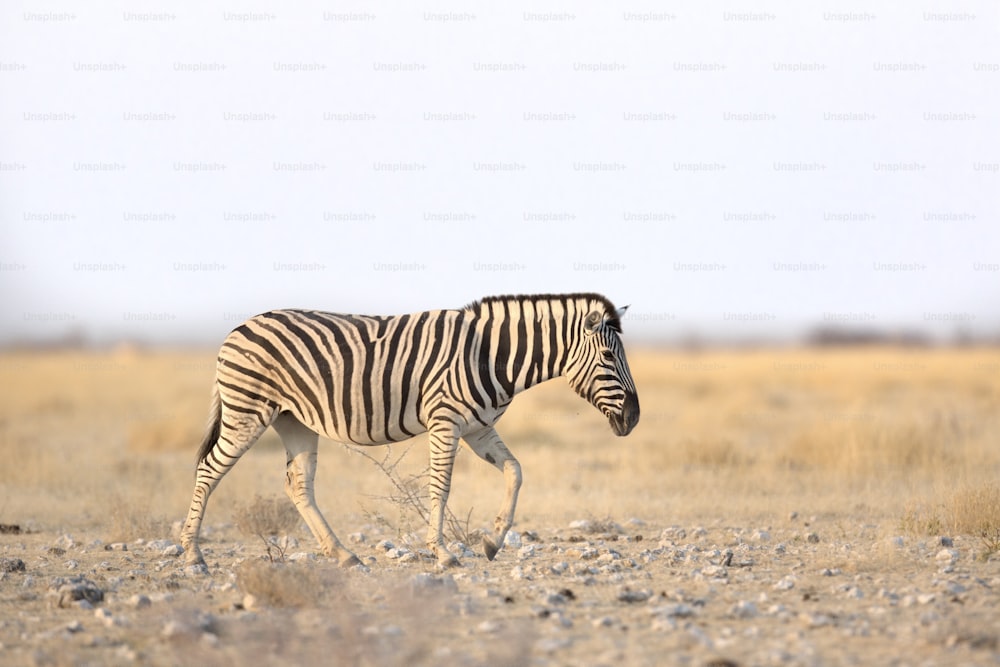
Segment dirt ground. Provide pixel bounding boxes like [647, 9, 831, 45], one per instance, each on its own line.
[1, 347, 998, 666]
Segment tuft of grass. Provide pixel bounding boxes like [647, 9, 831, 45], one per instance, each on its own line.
[901, 483, 1000, 558]
[233, 494, 301, 562]
[235, 559, 324, 608]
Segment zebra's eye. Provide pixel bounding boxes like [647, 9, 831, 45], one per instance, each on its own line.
[601, 349, 616, 362]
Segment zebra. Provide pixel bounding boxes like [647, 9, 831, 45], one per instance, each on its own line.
[180, 292, 640, 569]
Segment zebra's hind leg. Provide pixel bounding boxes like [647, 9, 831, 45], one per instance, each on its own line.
[272, 412, 361, 568]
[462, 427, 522, 561]
[181, 403, 271, 570]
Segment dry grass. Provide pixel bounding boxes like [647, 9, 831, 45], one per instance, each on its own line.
[0, 346, 997, 543]
[902, 483, 1000, 557]
[235, 559, 326, 608]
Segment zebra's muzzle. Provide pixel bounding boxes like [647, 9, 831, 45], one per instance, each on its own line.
[610, 391, 640, 436]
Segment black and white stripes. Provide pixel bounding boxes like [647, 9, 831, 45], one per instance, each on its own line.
[181, 293, 639, 569]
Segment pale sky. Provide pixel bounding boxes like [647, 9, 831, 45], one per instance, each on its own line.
[2, 1, 998, 345]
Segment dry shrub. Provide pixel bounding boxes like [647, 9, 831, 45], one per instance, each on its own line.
[235, 560, 323, 608]
[351, 445, 479, 546]
[233, 494, 302, 562]
[901, 483, 1000, 556]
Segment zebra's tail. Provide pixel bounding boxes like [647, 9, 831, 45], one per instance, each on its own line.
[195, 383, 222, 468]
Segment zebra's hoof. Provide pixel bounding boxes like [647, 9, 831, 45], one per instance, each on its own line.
[482, 537, 499, 561]
[338, 553, 362, 568]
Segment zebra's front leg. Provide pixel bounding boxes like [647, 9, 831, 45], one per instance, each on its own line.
[427, 423, 460, 567]
[462, 427, 521, 561]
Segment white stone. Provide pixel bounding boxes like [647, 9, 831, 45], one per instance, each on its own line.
[935, 548, 958, 562]
[773, 576, 796, 591]
[730, 600, 758, 619]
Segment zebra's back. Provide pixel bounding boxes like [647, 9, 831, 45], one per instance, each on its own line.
[217, 308, 462, 444]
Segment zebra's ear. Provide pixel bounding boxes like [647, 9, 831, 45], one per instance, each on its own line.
[615, 305, 629, 319]
[584, 310, 603, 334]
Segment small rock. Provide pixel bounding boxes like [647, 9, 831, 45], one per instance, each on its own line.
[935, 549, 958, 563]
[66, 620, 84, 633]
[773, 576, 796, 591]
[649, 603, 696, 619]
[799, 612, 833, 628]
[129, 594, 152, 609]
[841, 586, 864, 599]
[410, 573, 457, 591]
[699, 565, 728, 580]
[806, 533, 820, 544]
[49, 576, 104, 609]
[545, 591, 570, 605]
[651, 615, 678, 632]
[917, 593, 936, 605]
[920, 611, 942, 626]
[161, 544, 184, 558]
[938, 536, 954, 548]
[55, 534, 77, 549]
[536, 637, 573, 653]
[550, 561, 568, 575]
[504, 531, 522, 548]
[616, 587, 651, 603]
[887, 536, 905, 548]
[0, 558, 26, 573]
[941, 581, 966, 595]
[94, 607, 122, 628]
[730, 600, 758, 619]
[592, 616, 617, 627]
[348, 532, 367, 544]
[477, 620, 501, 633]
[518, 544, 536, 559]
[752, 530, 771, 542]
[375, 539, 395, 551]
[569, 519, 593, 532]
[105, 543, 128, 552]
[144, 539, 172, 552]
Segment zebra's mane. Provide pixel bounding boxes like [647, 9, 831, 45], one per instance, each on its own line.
[463, 292, 623, 333]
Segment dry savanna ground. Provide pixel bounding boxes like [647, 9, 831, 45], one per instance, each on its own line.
[0, 346, 999, 666]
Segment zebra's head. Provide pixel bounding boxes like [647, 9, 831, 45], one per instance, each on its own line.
[565, 301, 640, 437]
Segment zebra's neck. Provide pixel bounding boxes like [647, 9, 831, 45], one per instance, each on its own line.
[472, 295, 586, 402]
